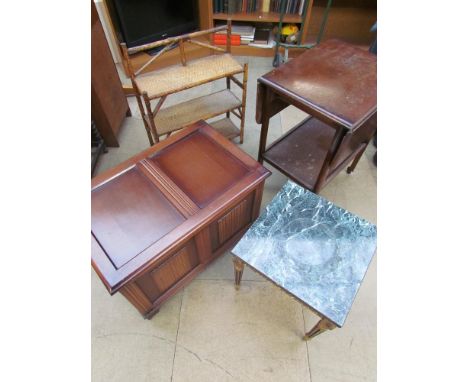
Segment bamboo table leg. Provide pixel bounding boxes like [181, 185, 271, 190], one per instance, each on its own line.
[239, 63, 248, 144]
[134, 93, 154, 146]
[304, 317, 336, 340]
[233, 258, 245, 290]
[226, 77, 231, 119]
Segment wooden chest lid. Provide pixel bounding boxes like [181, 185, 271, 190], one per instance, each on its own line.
[91, 121, 270, 294]
[259, 39, 377, 130]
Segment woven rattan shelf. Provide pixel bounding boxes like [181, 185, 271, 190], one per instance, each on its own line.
[120, 23, 248, 146]
[210, 118, 240, 139]
[144, 89, 242, 136]
[135, 54, 243, 100]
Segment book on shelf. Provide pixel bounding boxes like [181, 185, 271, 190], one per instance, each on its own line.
[216, 24, 255, 38]
[214, 39, 241, 46]
[213, 34, 242, 42]
[269, 0, 306, 15]
[262, 0, 270, 12]
[253, 28, 270, 44]
[213, 0, 306, 15]
[249, 29, 274, 48]
[240, 37, 253, 45]
[249, 39, 275, 49]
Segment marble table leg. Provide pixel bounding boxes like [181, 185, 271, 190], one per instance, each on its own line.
[304, 317, 336, 340]
[233, 257, 245, 290]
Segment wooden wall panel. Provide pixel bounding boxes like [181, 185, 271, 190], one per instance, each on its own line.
[150, 243, 199, 293]
[218, 198, 251, 243]
[136, 240, 199, 302]
[210, 193, 254, 251]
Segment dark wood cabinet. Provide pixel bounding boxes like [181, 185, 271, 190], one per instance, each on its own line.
[91, 1, 129, 147]
[91, 121, 270, 318]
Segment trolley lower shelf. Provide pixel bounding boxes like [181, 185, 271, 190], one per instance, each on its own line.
[262, 116, 336, 190]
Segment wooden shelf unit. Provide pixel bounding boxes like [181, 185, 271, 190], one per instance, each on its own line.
[205, 0, 314, 56]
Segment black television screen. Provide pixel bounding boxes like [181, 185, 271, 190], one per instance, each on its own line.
[110, 0, 199, 49]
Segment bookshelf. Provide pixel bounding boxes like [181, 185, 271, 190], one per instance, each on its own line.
[206, 0, 314, 56]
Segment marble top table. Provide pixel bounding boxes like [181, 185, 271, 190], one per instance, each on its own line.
[231, 180, 377, 340]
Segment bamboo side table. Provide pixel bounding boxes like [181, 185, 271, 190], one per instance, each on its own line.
[120, 22, 248, 146]
[256, 39, 377, 193]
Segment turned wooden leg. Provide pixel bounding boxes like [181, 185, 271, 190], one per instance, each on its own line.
[233, 258, 245, 290]
[304, 318, 336, 340]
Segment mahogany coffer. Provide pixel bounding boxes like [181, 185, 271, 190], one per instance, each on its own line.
[91, 121, 270, 318]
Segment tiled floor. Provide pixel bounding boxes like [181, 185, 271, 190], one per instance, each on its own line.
[92, 56, 377, 382]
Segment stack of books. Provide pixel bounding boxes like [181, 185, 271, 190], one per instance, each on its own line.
[213, 34, 242, 46]
[213, 0, 307, 15]
[214, 24, 255, 46]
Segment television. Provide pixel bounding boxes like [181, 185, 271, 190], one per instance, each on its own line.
[108, 0, 199, 50]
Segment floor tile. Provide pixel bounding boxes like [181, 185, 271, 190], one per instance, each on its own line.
[91, 272, 182, 382]
[261, 165, 289, 208]
[94, 117, 150, 174]
[195, 251, 265, 282]
[280, 105, 310, 133]
[172, 280, 311, 382]
[303, 257, 377, 382]
[248, 55, 274, 69]
[326, 151, 377, 224]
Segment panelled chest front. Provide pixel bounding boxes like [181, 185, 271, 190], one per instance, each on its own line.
[91, 121, 270, 318]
